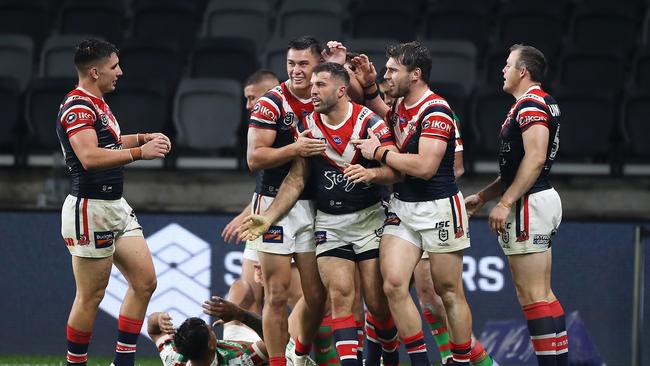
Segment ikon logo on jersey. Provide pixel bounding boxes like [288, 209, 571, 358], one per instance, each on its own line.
[263, 226, 284, 243]
[94, 231, 114, 248]
[78, 111, 94, 121]
[66, 113, 77, 124]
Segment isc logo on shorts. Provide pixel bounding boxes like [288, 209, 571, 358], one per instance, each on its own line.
[263, 226, 284, 243]
[94, 231, 115, 248]
[315, 231, 327, 245]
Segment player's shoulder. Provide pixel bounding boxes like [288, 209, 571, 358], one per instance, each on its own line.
[63, 89, 95, 107]
[515, 87, 549, 109]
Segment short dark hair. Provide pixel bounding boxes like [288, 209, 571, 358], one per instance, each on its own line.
[313, 62, 350, 86]
[510, 44, 547, 83]
[245, 70, 279, 87]
[287, 36, 323, 58]
[74, 39, 119, 70]
[385, 42, 432, 83]
[174, 318, 210, 361]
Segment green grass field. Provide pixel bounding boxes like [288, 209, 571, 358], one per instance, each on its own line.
[0, 356, 161, 366]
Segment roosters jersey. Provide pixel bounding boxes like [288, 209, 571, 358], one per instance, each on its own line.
[302, 103, 394, 214]
[386, 90, 458, 202]
[249, 82, 313, 199]
[56, 86, 124, 200]
[499, 85, 560, 193]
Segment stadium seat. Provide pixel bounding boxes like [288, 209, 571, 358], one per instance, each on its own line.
[482, 44, 558, 88]
[429, 81, 471, 135]
[0, 35, 33, 92]
[422, 40, 477, 95]
[263, 38, 291, 80]
[275, 1, 344, 42]
[620, 89, 650, 161]
[631, 51, 650, 91]
[40, 34, 103, 78]
[351, 0, 420, 41]
[552, 88, 616, 161]
[470, 87, 513, 156]
[557, 50, 627, 92]
[423, 0, 492, 53]
[173, 78, 243, 153]
[189, 37, 259, 84]
[24, 78, 78, 153]
[343, 38, 399, 72]
[496, 3, 566, 59]
[131, 0, 198, 51]
[118, 39, 182, 88]
[0, 78, 21, 153]
[569, 2, 639, 55]
[105, 78, 170, 136]
[201, 0, 270, 50]
[0, 0, 54, 48]
[58, 0, 124, 43]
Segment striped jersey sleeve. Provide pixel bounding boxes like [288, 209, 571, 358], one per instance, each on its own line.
[420, 103, 455, 142]
[452, 112, 464, 152]
[59, 97, 97, 138]
[515, 93, 550, 131]
[249, 86, 283, 130]
[365, 112, 395, 147]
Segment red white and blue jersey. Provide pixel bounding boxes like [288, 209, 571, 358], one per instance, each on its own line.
[386, 90, 458, 202]
[56, 87, 124, 200]
[302, 102, 394, 214]
[499, 85, 560, 193]
[249, 81, 313, 199]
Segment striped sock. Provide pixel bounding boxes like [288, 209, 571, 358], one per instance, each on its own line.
[364, 313, 382, 366]
[469, 339, 494, 366]
[550, 300, 568, 366]
[450, 340, 471, 365]
[422, 308, 452, 363]
[66, 325, 91, 366]
[403, 331, 429, 365]
[356, 319, 364, 366]
[295, 336, 312, 356]
[523, 302, 556, 366]
[332, 315, 358, 366]
[270, 356, 287, 366]
[369, 314, 400, 366]
[113, 315, 143, 366]
[314, 316, 340, 366]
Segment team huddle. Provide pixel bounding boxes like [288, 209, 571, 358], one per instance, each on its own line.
[58, 36, 567, 366]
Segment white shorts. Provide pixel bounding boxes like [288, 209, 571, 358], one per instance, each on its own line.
[314, 202, 383, 259]
[243, 247, 259, 262]
[61, 195, 142, 258]
[498, 188, 562, 255]
[382, 191, 470, 253]
[223, 323, 262, 342]
[251, 194, 316, 255]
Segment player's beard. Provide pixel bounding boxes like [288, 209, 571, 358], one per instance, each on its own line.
[313, 93, 337, 114]
[387, 78, 410, 99]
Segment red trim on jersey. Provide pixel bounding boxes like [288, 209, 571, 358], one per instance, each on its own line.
[67, 125, 95, 138]
[520, 120, 549, 132]
[420, 134, 448, 142]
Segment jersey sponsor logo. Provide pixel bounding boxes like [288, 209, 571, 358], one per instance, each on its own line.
[373, 125, 390, 138]
[315, 230, 327, 245]
[258, 104, 277, 121]
[384, 212, 401, 226]
[94, 231, 115, 248]
[430, 120, 452, 133]
[332, 135, 342, 145]
[262, 226, 283, 243]
[519, 115, 547, 124]
[533, 234, 551, 246]
[66, 112, 77, 124]
[324, 171, 356, 192]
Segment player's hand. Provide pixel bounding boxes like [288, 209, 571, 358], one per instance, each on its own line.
[157, 312, 176, 335]
[221, 213, 246, 244]
[464, 194, 486, 217]
[488, 201, 511, 234]
[144, 132, 171, 149]
[350, 54, 377, 89]
[294, 129, 326, 157]
[351, 128, 381, 160]
[239, 214, 272, 241]
[140, 138, 168, 159]
[322, 41, 347, 65]
[343, 163, 376, 184]
[202, 296, 241, 326]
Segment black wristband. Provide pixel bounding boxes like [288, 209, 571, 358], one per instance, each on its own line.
[364, 87, 380, 100]
[381, 149, 389, 164]
[372, 146, 381, 160]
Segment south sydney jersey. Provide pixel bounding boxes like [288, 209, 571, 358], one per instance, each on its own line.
[249, 81, 314, 199]
[56, 86, 124, 200]
[386, 89, 459, 202]
[499, 85, 560, 193]
[302, 102, 394, 214]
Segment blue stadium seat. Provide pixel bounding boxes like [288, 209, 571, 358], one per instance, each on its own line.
[423, 0, 492, 54]
[58, 0, 124, 43]
[40, 35, 103, 78]
[132, 0, 198, 51]
[422, 40, 477, 95]
[343, 38, 399, 72]
[351, 0, 421, 41]
[276, 1, 344, 42]
[0, 35, 33, 92]
[105, 78, 170, 137]
[470, 86, 513, 156]
[263, 38, 291, 81]
[189, 37, 259, 84]
[558, 49, 627, 92]
[0, 78, 21, 152]
[201, 0, 270, 50]
[620, 89, 650, 161]
[631, 50, 650, 91]
[0, 0, 54, 48]
[118, 38, 182, 89]
[569, 2, 639, 55]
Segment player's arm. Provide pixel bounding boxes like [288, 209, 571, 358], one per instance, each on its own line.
[379, 138, 446, 180]
[70, 129, 167, 170]
[464, 176, 501, 217]
[454, 151, 465, 178]
[221, 202, 252, 244]
[203, 296, 264, 338]
[147, 312, 176, 344]
[239, 157, 309, 240]
[121, 132, 172, 150]
[350, 54, 390, 119]
[247, 127, 325, 172]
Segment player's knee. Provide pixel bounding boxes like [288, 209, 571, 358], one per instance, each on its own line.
[265, 283, 289, 310]
[382, 274, 408, 300]
[329, 287, 354, 314]
[132, 275, 157, 299]
[434, 280, 462, 306]
[77, 286, 106, 307]
[416, 281, 437, 305]
[513, 283, 549, 306]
